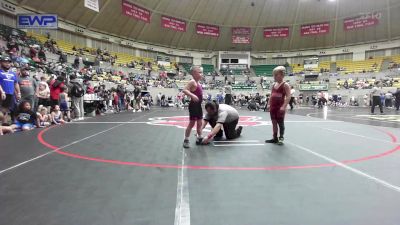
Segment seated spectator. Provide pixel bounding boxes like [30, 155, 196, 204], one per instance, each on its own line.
[0, 112, 15, 135]
[51, 105, 66, 125]
[38, 48, 46, 63]
[36, 105, 51, 127]
[14, 101, 39, 131]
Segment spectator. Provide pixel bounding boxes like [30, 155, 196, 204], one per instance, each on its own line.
[69, 74, 85, 120]
[49, 76, 65, 107]
[37, 77, 50, 109]
[36, 106, 51, 127]
[224, 82, 233, 105]
[38, 48, 46, 63]
[394, 88, 400, 111]
[51, 105, 65, 125]
[59, 86, 71, 122]
[0, 112, 15, 135]
[370, 81, 384, 114]
[18, 67, 38, 111]
[133, 85, 141, 112]
[0, 56, 21, 125]
[385, 91, 393, 108]
[14, 101, 39, 131]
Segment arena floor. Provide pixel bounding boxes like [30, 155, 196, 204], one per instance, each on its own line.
[1, 107, 400, 225]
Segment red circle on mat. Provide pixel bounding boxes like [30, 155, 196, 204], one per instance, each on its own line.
[37, 126, 400, 171]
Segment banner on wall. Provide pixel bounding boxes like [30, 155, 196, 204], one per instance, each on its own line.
[232, 27, 251, 44]
[17, 14, 58, 29]
[122, 0, 151, 23]
[299, 84, 329, 91]
[344, 12, 381, 30]
[161, 15, 186, 32]
[300, 22, 330, 36]
[196, 23, 219, 37]
[263, 27, 289, 38]
[84, 0, 99, 12]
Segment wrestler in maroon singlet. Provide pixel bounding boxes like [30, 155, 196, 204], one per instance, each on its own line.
[266, 66, 291, 145]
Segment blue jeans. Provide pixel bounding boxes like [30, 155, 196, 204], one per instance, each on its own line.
[119, 97, 125, 110]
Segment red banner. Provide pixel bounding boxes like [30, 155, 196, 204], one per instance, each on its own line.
[232, 27, 251, 35]
[196, 23, 219, 37]
[344, 12, 381, 30]
[232, 27, 251, 44]
[122, 0, 151, 23]
[161, 15, 186, 32]
[300, 22, 330, 36]
[232, 36, 251, 44]
[264, 27, 289, 38]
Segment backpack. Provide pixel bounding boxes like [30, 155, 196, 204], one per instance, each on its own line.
[71, 82, 85, 98]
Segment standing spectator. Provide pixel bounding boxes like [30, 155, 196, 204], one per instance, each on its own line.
[117, 85, 126, 111]
[69, 74, 85, 120]
[0, 56, 21, 125]
[394, 88, 400, 111]
[18, 67, 38, 111]
[133, 85, 141, 112]
[224, 82, 233, 105]
[37, 77, 50, 109]
[59, 86, 71, 122]
[385, 91, 393, 108]
[289, 86, 296, 110]
[49, 76, 65, 107]
[74, 55, 80, 69]
[370, 81, 384, 114]
[363, 94, 369, 107]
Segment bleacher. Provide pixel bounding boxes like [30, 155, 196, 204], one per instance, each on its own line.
[392, 55, 400, 64]
[251, 65, 277, 76]
[180, 63, 192, 73]
[201, 64, 214, 75]
[336, 57, 384, 74]
[27, 31, 154, 67]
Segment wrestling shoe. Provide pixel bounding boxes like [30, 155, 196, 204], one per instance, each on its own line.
[183, 140, 190, 148]
[237, 126, 243, 137]
[195, 137, 203, 145]
[277, 137, 284, 145]
[265, 138, 278, 144]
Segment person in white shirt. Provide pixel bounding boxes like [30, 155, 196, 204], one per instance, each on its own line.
[289, 86, 296, 110]
[385, 92, 393, 108]
[370, 81, 384, 114]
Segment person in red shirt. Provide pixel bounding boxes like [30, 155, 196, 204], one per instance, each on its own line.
[265, 66, 291, 145]
[49, 76, 65, 107]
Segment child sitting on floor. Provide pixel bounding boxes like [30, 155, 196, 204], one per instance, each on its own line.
[0, 112, 15, 135]
[14, 101, 39, 131]
[37, 105, 51, 127]
[51, 105, 66, 125]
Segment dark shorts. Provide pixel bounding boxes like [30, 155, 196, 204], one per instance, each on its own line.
[1, 94, 14, 110]
[60, 101, 69, 111]
[270, 109, 285, 121]
[38, 98, 50, 107]
[50, 99, 59, 107]
[188, 101, 203, 121]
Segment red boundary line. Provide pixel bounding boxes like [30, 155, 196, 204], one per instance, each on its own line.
[37, 126, 400, 171]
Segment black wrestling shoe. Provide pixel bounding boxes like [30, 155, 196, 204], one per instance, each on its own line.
[265, 138, 278, 144]
[195, 137, 203, 145]
[277, 137, 284, 145]
[237, 126, 243, 137]
[213, 136, 223, 141]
